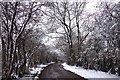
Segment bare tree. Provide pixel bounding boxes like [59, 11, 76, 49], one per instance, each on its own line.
[0, 2, 43, 78]
[40, 1, 89, 65]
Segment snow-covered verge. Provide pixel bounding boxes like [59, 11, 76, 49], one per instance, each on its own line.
[29, 62, 55, 74]
[62, 63, 119, 79]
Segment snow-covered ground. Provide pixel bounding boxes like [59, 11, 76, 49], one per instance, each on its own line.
[62, 63, 119, 79]
[29, 62, 55, 74]
[29, 62, 119, 79]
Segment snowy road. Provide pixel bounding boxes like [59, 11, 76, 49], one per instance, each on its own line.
[39, 63, 87, 80]
[20, 62, 119, 80]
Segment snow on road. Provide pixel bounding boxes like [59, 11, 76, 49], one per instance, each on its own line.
[29, 62, 119, 79]
[62, 63, 119, 79]
[29, 62, 55, 74]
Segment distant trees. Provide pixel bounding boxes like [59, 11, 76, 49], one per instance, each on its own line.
[40, 1, 89, 65]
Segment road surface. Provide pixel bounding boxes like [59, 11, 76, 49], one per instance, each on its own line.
[38, 63, 87, 80]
